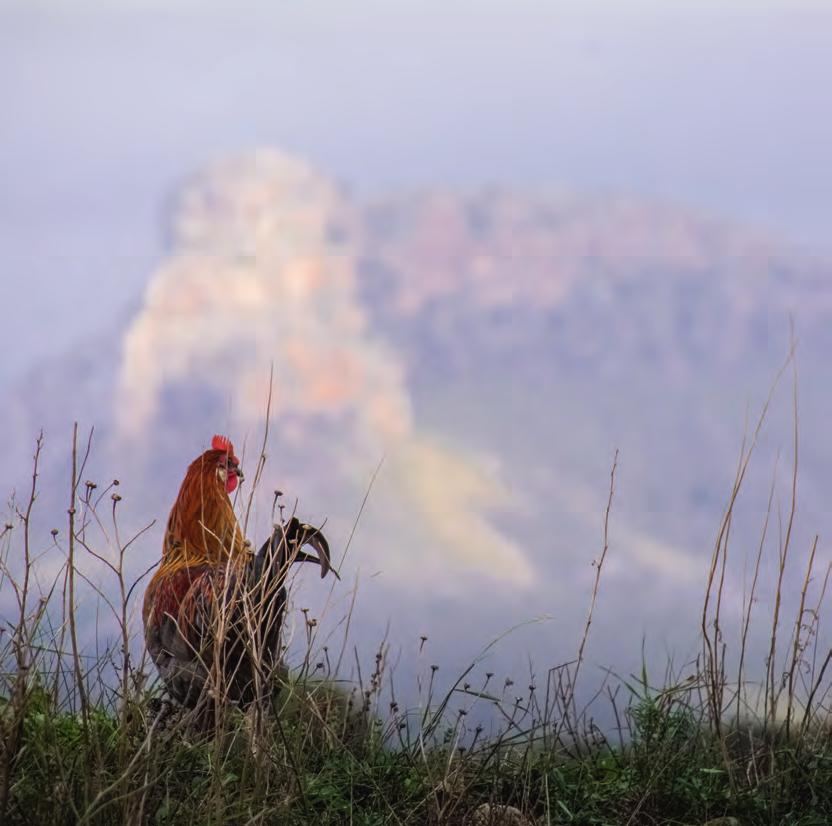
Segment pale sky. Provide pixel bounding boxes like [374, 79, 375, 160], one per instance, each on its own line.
[1, 0, 830, 389]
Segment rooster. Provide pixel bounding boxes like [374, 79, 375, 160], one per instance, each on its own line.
[142, 434, 335, 710]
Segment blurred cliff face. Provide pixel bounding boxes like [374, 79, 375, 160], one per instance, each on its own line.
[4, 148, 832, 687]
[5, 1, 832, 396]
[117, 153, 411, 457]
[114, 152, 534, 591]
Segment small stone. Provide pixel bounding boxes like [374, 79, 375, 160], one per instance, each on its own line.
[468, 803, 535, 826]
[701, 819, 741, 826]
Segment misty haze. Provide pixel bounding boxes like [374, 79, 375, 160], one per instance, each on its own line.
[2, 2, 832, 824]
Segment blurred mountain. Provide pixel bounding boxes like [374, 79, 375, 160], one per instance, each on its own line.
[4, 150, 831, 691]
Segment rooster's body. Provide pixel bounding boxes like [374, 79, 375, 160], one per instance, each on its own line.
[143, 435, 333, 709]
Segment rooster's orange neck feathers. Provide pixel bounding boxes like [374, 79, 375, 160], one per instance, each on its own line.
[160, 450, 247, 573]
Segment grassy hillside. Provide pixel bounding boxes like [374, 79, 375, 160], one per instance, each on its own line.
[2, 395, 832, 826]
[6, 681, 832, 826]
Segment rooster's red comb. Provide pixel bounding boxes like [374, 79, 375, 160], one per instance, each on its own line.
[211, 434, 234, 455]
